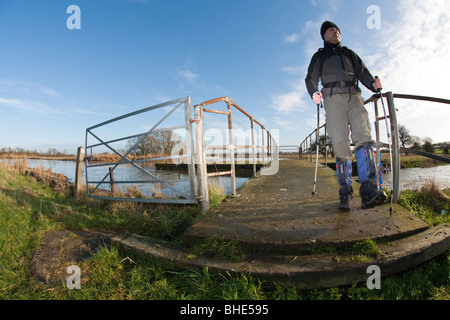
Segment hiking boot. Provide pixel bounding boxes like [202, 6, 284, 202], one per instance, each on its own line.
[339, 193, 352, 210]
[361, 190, 386, 209]
[339, 185, 353, 210]
[360, 179, 386, 209]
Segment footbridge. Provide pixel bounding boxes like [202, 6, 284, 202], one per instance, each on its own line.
[95, 93, 450, 290]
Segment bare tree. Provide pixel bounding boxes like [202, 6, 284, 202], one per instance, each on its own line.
[411, 136, 421, 150]
[127, 129, 178, 155]
[398, 124, 414, 155]
[398, 125, 414, 148]
[312, 134, 334, 158]
[422, 137, 434, 153]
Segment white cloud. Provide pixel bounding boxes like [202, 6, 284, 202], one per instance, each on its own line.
[375, 2, 450, 96]
[170, 57, 229, 97]
[366, 0, 450, 142]
[0, 79, 60, 97]
[272, 91, 304, 115]
[270, 80, 311, 116]
[281, 66, 304, 74]
[171, 57, 202, 89]
[0, 97, 64, 115]
[176, 69, 200, 83]
[282, 33, 300, 44]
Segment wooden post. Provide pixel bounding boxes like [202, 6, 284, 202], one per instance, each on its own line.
[109, 167, 116, 193]
[22, 158, 27, 174]
[75, 146, 84, 199]
[194, 105, 209, 212]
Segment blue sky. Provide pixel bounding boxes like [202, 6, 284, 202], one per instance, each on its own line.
[0, 0, 449, 153]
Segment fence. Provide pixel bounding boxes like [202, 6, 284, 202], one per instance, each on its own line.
[83, 96, 277, 212]
[84, 97, 197, 204]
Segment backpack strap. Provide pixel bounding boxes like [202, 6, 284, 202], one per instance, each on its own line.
[317, 48, 325, 76]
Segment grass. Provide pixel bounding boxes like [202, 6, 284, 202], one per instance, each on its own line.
[207, 178, 227, 209]
[398, 180, 450, 227]
[188, 236, 247, 261]
[399, 154, 450, 169]
[349, 239, 381, 263]
[0, 161, 448, 300]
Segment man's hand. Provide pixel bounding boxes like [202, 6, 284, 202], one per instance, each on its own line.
[312, 92, 322, 104]
[373, 77, 383, 92]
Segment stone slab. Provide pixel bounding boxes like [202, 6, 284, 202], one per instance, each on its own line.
[112, 224, 450, 290]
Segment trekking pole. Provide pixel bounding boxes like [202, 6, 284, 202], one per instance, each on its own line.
[375, 76, 394, 215]
[312, 95, 323, 196]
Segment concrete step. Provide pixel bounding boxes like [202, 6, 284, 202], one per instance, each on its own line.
[110, 223, 450, 290]
[182, 203, 431, 255]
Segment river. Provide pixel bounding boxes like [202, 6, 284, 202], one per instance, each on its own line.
[2, 159, 450, 196]
[382, 164, 450, 191]
[2, 158, 248, 197]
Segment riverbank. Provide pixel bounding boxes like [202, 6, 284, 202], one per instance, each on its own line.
[0, 154, 77, 161]
[3, 151, 450, 167]
[0, 161, 448, 300]
[284, 150, 450, 170]
[398, 154, 450, 168]
[0, 152, 180, 163]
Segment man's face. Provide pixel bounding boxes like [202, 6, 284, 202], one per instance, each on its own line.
[323, 27, 341, 44]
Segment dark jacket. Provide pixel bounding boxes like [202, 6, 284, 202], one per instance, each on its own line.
[305, 41, 377, 98]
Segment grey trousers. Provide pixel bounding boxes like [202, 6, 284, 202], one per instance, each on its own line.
[323, 93, 373, 161]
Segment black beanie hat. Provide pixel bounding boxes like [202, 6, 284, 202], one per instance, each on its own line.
[320, 21, 340, 39]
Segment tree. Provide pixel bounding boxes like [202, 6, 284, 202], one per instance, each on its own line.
[422, 137, 434, 153]
[127, 129, 178, 155]
[443, 143, 449, 155]
[312, 134, 334, 158]
[398, 124, 414, 151]
[411, 136, 421, 150]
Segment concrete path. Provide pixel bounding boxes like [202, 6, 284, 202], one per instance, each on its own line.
[183, 160, 430, 252]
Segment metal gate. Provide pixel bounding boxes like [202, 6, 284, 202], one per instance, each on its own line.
[84, 97, 196, 204]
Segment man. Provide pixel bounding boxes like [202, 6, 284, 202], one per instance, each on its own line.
[305, 21, 386, 210]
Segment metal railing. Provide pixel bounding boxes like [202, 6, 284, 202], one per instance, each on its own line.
[279, 145, 300, 158]
[299, 123, 328, 164]
[367, 92, 450, 201]
[83, 96, 277, 211]
[84, 97, 197, 204]
[299, 91, 450, 203]
[193, 96, 278, 212]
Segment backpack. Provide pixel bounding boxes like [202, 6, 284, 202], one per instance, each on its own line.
[317, 46, 356, 77]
